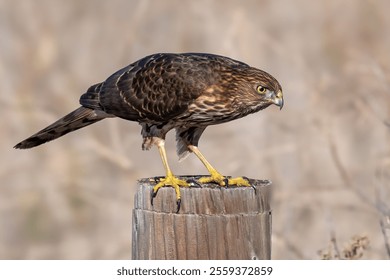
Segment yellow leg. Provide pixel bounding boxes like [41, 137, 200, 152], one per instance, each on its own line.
[153, 139, 189, 211]
[187, 145, 250, 187]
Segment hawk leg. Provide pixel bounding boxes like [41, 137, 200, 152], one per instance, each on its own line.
[187, 145, 251, 187]
[152, 138, 189, 212]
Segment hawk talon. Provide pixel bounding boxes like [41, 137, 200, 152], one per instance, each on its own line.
[176, 199, 181, 213]
[152, 176, 161, 183]
[223, 177, 229, 188]
[187, 179, 202, 188]
[149, 172, 189, 212]
[197, 169, 251, 189]
[242, 176, 256, 194]
[150, 188, 158, 206]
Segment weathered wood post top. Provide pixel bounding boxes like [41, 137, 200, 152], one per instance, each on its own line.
[132, 176, 272, 260]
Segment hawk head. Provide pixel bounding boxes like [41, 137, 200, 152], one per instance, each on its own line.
[226, 66, 284, 114]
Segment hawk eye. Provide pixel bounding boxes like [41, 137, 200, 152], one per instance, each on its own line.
[256, 85, 267, 94]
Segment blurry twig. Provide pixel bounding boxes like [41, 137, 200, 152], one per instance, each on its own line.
[379, 218, 390, 259]
[327, 131, 390, 258]
[358, 60, 390, 127]
[319, 234, 369, 260]
[327, 132, 372, 205]
[342, 235, 370, 260]
[88, 138, 133, 170]
[375, 168, 390, 258]
[323, 208, 340, 259]
[327, 131, 390, 215]
[273, 231, 305, 259]
[330, 230, 341, 259]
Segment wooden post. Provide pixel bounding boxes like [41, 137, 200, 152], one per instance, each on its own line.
[132, 176, 272, 260]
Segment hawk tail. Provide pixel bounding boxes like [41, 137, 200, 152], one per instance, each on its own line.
[14, 106, 106, 149]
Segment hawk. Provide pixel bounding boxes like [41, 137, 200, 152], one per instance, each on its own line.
[15, 53, 283, 211]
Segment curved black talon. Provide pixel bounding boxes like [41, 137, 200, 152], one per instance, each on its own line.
[187, 179, 202, 188]
[176, 198, 181, 213]
[242, 176, 256, 194]
[150, 188, 158, 206]
[223, 177, 229, 188]
[152, 176, 161, 183]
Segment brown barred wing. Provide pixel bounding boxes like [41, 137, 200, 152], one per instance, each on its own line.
[98, 54, 219, 123]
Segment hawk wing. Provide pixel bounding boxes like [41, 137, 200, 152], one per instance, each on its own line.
[96, 53, 245, 123]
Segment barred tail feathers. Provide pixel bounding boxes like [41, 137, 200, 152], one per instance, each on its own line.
[14, 107, 106, 149]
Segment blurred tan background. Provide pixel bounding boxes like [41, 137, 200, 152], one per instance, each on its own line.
[1, 0, 390, 259]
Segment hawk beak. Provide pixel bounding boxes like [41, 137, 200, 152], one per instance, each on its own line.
[273, 90, 284, 110]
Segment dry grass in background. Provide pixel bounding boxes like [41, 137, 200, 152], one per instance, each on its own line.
[1, 0, 390, 259]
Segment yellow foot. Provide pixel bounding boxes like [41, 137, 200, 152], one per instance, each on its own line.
[151, 174, 189, 213]
[198, 170, 251, 187]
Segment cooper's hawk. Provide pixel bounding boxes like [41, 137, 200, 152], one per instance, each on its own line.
[15, 53, 283, 211]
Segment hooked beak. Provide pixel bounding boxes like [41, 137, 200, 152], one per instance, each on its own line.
[273, 90, 284, 110]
